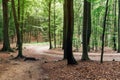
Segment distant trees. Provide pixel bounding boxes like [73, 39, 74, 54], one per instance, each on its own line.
[1, 0, 120, 63]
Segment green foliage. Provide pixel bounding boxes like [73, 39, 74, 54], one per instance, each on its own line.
[0, 0, 118, 51]
[87, 0, 101, 3]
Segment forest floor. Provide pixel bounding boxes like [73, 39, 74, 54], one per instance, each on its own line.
[0, 44, 120, 80]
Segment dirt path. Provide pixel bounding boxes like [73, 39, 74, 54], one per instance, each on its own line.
[0, 44, 120, 80]
[0, 61, 48, 80]
[24, 44, 120, 61]
[0, 45, 50, 80]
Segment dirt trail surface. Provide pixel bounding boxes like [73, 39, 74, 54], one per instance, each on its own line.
[0, 44, 120, 80]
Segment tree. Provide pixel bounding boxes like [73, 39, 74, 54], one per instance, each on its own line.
[11, 0, 24, 58]
[100, 0, 109, 63]
[118, 0, 120, 53]
[63, 0, 67, 59]
[1, 0, 13, 52]
[87, 0, 91, 52]
[53, 0, 56, 48]
[113, 0, 117, 51]
[48, 0, 53, 49]
[65, 0, 77, 65]
[81, 0, 91, 61]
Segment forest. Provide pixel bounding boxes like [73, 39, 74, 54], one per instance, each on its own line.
[0, 0, 120, 80]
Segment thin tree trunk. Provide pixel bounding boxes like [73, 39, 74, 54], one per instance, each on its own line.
[113, 0, 117, 51]
[48, 1, 52, 49]
[54, 0, 56, 48]
[118, 0, 120, 53]
[100, 0, 109, 63]
[21, 0, 25, 43]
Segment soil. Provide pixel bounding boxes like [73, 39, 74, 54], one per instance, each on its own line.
[0, 44, 120, 80]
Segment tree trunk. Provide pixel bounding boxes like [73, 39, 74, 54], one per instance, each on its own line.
[11, 0, 24, 58]
[100, 0, 109, 63]
[113, 0, 117, 51]
[118, 0, 120, 53]
[21, 0, 25, 43]
[63, 1, 67, 59]
[81, 0, 90, 61]
[1, 0, 13, 52]
[65, 0, 77, 65]
[87, 1, 91, 52]
[48, 1, 52, 49]
[53, 0, 56, 48]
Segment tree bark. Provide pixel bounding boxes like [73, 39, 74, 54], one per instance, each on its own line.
[65, 0, 77, 65]
[1, 0, 13, 52]
[63, 1, 67, 59]
[81, 0, 90, 61]
[11, 0, 24, 58]
[113, 0, 117, 51]
[48, 1, 53, 49]
[118, 0, 120, 53]
[100, 0, 109, 63]
[53, 0, 56, 48]
[87, 1, 91, 52]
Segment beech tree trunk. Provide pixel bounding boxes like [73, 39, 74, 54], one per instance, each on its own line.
[81, 0, 90, 61]
[63, 1, 67, 59]
[1, 0, 12, 52]
[11, 0, 24, 58]
[65, 0, 77, 65]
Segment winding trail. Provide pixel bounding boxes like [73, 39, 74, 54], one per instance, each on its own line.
[0, 44, 120, 80]
[24, 44, 120, 61]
